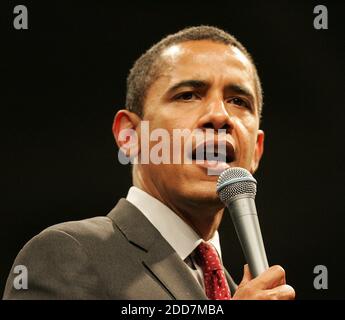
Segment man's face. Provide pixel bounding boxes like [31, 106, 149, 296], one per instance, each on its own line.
[136, 40, 264, 206]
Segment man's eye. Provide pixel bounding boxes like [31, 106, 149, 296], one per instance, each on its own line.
[228, 97, 250, 109]
[175, 92, 198, 101]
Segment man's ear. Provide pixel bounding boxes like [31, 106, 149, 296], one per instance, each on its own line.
[250, 129, 264, 174]
[112, 109, 141, 158]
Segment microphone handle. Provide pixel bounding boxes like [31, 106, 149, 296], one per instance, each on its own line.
[227, 196, 269, 278]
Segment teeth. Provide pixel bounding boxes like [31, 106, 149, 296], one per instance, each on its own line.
[191, 143, 234, 163]
[205, 152, 227, 162]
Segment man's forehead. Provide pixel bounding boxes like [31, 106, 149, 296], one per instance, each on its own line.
[161, 40, 251, 69]
[161, 44, 185, 63]
[158, 40, 255, 90]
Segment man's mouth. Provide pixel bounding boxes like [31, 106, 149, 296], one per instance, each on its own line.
[190, 140, 236, 164]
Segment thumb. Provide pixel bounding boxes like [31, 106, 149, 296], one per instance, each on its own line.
[239, 264, 253, 286]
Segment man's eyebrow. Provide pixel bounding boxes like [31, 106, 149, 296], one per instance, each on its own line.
[166, 80, 209, 94]
[165, 80, 255, 103]
[225, 84, 255, 102]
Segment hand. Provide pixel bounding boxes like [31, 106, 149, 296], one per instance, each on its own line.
[232, 264, 296, 300]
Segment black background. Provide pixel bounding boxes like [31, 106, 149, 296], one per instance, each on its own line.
[1, 0, 344, 299]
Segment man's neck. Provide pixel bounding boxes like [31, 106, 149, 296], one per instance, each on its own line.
[133, 169, 224, 241]
[172, 205, 224, 241]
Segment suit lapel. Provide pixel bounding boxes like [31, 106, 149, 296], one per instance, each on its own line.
[142, 235, 206, 300]
[108, 198, 207, 300]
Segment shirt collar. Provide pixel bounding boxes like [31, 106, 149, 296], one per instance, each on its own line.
[126, 186, 222, 261]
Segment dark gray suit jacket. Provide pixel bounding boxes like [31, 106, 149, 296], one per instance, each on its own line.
[3, 199, 237, 299]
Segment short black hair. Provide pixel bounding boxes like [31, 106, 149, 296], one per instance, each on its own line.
[126, 25, 263, 118]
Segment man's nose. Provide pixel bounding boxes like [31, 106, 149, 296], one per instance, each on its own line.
[197, 97, 233, 133]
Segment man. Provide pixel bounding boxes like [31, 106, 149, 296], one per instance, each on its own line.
[3, 26, 295, 300]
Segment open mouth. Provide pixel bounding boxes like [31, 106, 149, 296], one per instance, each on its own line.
[190, 140, 236, 164]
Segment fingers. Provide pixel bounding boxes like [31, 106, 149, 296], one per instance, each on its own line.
[264, 284, 296, 300]
[232, 264, 295, 300]
[239, 264, 253, 287]
[250, 265, 286, 290]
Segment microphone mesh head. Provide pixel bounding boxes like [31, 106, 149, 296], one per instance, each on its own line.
[217, 167, 257, 204]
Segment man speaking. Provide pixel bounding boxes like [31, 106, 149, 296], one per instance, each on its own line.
[3, 26, 295, 300]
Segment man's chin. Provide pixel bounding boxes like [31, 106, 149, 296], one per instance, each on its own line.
[181, 182, 223, 205]
[192, 160, 231, 173]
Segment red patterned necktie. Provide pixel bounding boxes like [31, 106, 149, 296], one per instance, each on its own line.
[195, 242, 231, 300]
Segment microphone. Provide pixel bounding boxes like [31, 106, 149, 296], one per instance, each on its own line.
[216, 167, 269, 277]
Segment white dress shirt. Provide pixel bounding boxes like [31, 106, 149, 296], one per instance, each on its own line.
[126, 186, 224, 290]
